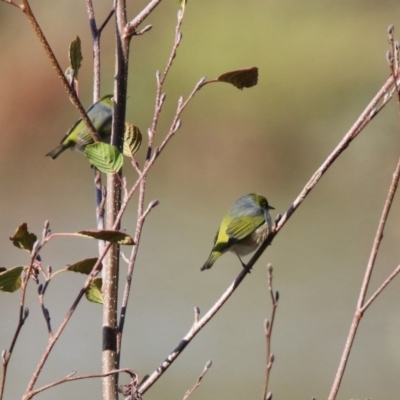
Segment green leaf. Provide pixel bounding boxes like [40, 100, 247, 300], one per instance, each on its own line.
[179, 0, 188, 9]
[10, 223, 37, 252]
[86, 278, 103, 304]
[66, 257, 102, 275]
[0, 266, 24, 292]
[85, 143, 123, 174]
[123, 122, 142, 158]
[217, 67, 258, 89]
[69, 36, 83, 78]
[77, 230, 134, 245]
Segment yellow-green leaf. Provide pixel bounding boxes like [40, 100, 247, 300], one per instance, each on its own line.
[69, 36, 83, 78]
[123, 122, 142, 158]
[10, 223, 37, 252]
[217, 67, 258, 89]
[77, 230, 134, 245]
[0, 266, 24, 292]
[85, 143, 123, 174]
[67, 258, 102, 275]
[86, 278, 103, 304]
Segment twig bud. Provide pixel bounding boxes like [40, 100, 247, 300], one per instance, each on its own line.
[368, 108, 377, 119]
[160, 93, 166, 104]
[24, 307, 29, 320]
[205, 359, 212, 369]
[1, 349, 7, 361]
[43, 220, 50, 238]
[267, 263, 273, 273]
[269, 353, 275, 363]
[386, 50, 393, 66]
[266, 391, 273, 400]
[38, 284, 43, 295]
[194, 306, 200, 324]
[275, 291, 280, 302]
[388, 24, 395, 36]
[32, 240, 40, 255]
[265, 319, 270, 332]
[196, 76, 207, 90]
[149, 200, 160, 209]
[173, 120, 181, 133]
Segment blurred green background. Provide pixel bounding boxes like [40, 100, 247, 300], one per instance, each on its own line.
[1, 0, 400, 399]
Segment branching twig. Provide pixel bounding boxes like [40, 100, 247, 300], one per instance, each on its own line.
[262, 264, 279, 400]
[182, 360, 212, 400]
[148, 7, 185, 153]
[327, 34, 400, 398]
[26, 368, 135, 399]
[125, 0, 162, 36]
[16, 0, 102, 143]
[23, 241, 113, 399]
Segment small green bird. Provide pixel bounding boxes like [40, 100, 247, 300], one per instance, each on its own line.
[201, 193, 275, 271]
[46, 94, 114, 159]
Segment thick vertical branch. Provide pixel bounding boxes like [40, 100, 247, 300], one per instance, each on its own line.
[102, 1, 129, 399]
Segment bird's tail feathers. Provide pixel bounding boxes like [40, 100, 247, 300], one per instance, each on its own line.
[200, 251, 221, 271]
[45, 144, 67, 159]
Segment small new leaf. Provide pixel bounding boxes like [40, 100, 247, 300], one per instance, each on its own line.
[10, 223, 37, 252]
[77, 230, 134, 245]
[67, 257, 102, 274]
[0, 266, 24, 293]
[179, 0, 188, 9]
[69, 36, 83, 79]
[217, 67, 258, 89]
[123, 123, 142, 158]
[86, 278, 103, 304]
[85, 143, 123, 174]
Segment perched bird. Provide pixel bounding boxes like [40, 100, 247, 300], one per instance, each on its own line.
[46, 94, 114, 159]
[201, 193, 275, 271]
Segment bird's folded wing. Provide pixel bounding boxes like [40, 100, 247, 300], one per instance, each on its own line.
[226, 215, 265, 240]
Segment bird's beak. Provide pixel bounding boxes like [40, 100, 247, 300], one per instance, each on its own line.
[269, 205, 275, 210]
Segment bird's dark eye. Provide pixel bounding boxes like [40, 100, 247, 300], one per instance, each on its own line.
[261, 200, 268, 209]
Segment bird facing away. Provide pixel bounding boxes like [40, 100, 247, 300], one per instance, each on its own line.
[45, 94, 114, 159]
[201, 193, 275, 271]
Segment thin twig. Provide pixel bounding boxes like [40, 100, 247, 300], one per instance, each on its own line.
[148, 7, 185, 153]
[116, 178, 146, 360]
[327, 32, 400, 400]
[1, 0, 21, 9]
[182, 360, 212, 400]
[125, 0, 162, 35]
[19, 0, 101, 143]
[362, 264, 400, 312]
[262, 264, 278, 400]
[26, 368, 135, 398]
[38, 282, 53, 338]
